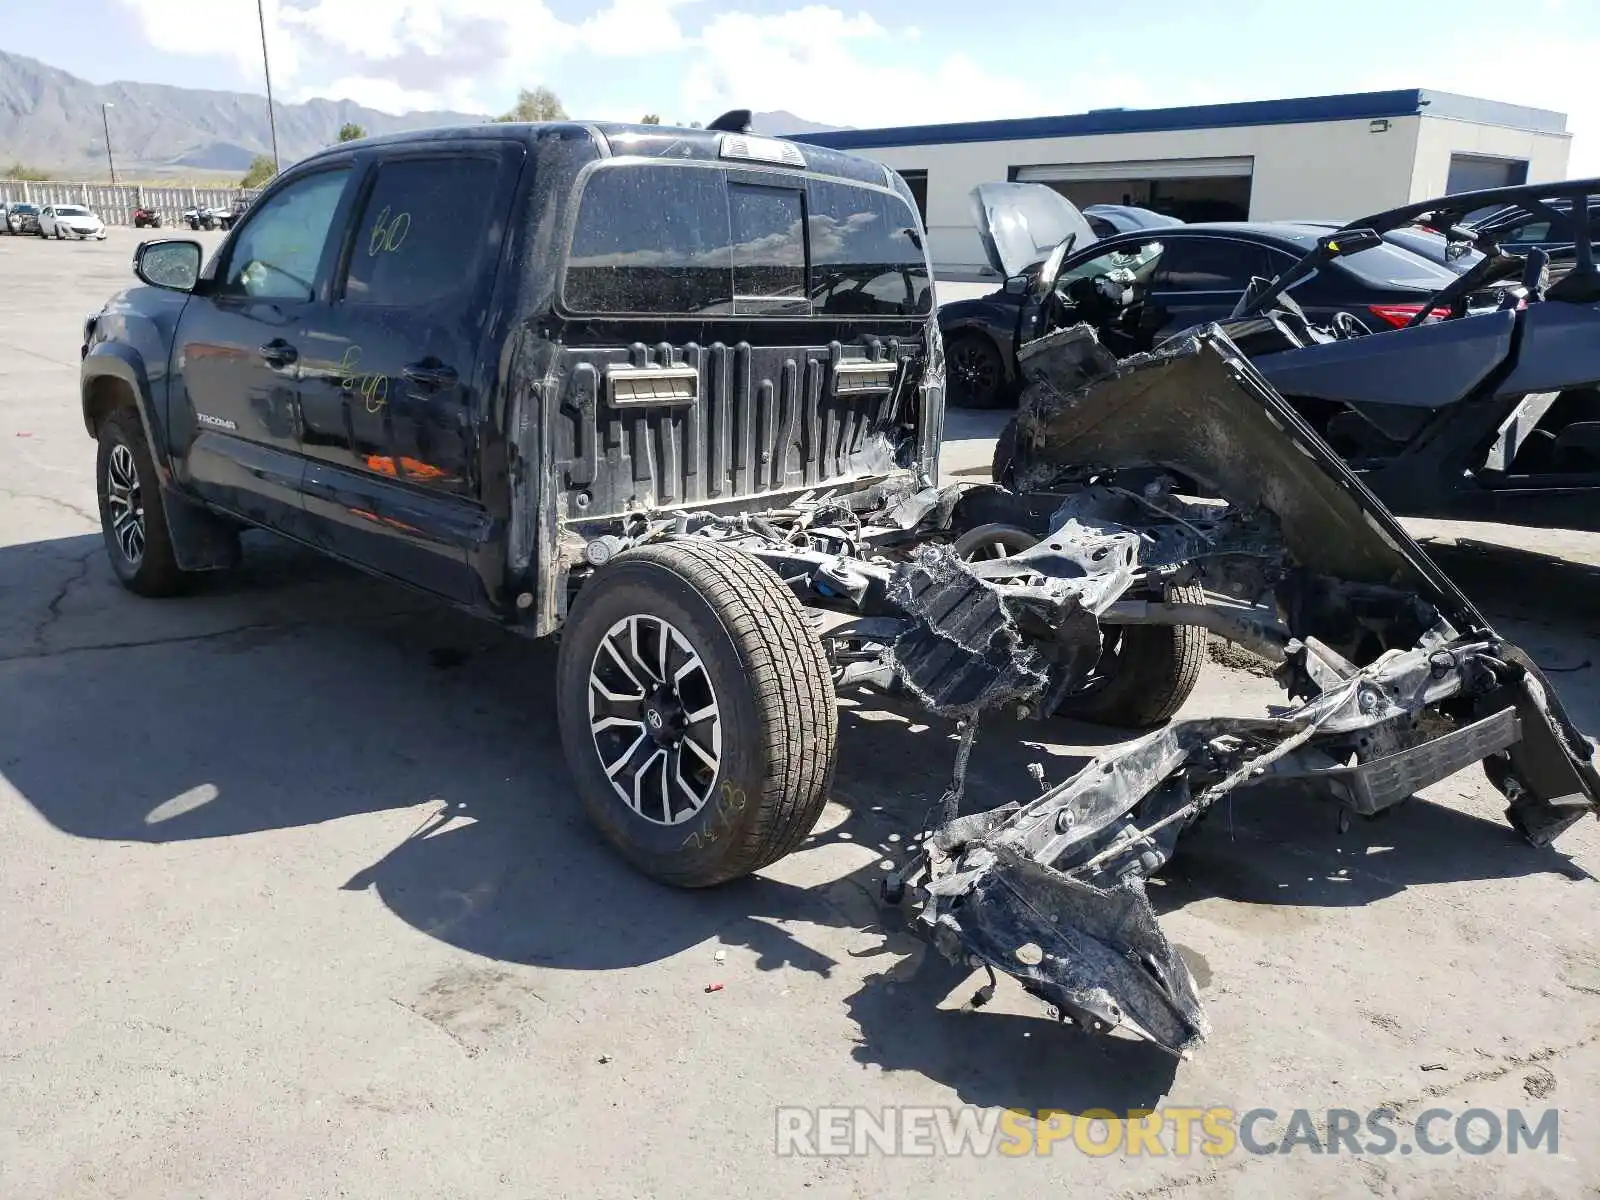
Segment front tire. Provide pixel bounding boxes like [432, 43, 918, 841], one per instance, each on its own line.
[556, 540, 838, 887]
[955, 525, 1205, 729]
[1057, 583, 1207, 728]
[946, 332, 1008, 409]
[96, 409, 188, 597]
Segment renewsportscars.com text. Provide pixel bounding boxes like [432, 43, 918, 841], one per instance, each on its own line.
[774, 1106, 1560, 1158]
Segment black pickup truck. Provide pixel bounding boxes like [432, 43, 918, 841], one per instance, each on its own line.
[82, 119, 1600, 1056]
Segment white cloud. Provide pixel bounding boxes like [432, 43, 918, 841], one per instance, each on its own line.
[109, 0, 1600, 179]
[117, 0, 303, 83]
[309, 76, 450, 114]
[114, 0, 694, 114]
[681, 7, 1157, 130]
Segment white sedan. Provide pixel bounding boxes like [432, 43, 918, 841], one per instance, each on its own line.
[38, 205, 107, 240]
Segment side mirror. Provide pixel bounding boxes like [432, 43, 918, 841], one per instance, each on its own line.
[1003, 274, 1029, 295]
[134, 239, 202, 292]
[1316, 228, 1383, 258]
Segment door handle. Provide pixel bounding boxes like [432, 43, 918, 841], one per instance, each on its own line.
[259, 339, 298, 368]
[402, 360, 458, 391]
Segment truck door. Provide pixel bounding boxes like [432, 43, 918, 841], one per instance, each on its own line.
[295, 144, 523, 602]
[167, 164, 354, 534]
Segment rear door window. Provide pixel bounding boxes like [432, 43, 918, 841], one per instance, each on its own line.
[341, 156, 503, 308]
[562, 163, 930, 317]
[1152, 239, 1276, 292]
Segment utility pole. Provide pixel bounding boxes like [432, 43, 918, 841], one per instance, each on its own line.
[257, 0, 281, 172]
[101, 102, 117, 186]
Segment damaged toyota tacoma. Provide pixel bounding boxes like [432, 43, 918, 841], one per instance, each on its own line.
[81, 117, 1600, 1057]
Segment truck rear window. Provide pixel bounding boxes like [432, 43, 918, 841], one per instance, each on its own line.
[563, 163, 932, 318]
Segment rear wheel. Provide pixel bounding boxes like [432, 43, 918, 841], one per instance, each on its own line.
[954, 525, 1205, 729]
[947, 333, 1008, 409]
[556, 540, 838, 887]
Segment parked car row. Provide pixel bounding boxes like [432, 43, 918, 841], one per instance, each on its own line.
[2, 199, 253, 233]
[1, 201, 106, 239]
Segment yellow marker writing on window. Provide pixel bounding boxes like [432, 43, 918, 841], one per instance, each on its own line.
[368, 205, 411, 256]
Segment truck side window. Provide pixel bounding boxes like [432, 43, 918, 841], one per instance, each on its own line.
[220, 168, 350, 301]
[343, 156, 500, 307]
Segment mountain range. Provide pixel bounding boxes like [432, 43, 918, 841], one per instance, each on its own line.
[0, 49, 843, 181]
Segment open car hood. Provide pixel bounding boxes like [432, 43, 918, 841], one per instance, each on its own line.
[970, 182, 1097, 280]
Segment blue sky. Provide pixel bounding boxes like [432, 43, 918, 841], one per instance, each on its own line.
[7, 0, 1598, 171]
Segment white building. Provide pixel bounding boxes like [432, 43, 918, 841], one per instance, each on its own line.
[794, 89, 1571, 276]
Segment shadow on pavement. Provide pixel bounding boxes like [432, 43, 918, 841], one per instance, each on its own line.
[1420, 536, 1600, 623]
[0, 530, 1590, 1112]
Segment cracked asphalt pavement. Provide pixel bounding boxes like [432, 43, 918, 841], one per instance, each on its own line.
[3, 230, 1600, 1199]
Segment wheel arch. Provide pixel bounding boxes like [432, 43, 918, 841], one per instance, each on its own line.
[81, 344, 173, 484]
[941, 320, 1018, 384]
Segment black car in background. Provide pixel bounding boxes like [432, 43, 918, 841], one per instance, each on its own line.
[3, 201, 41, 234]
[940, 184, 1486, 407]
[1081, 203, 1183, 238]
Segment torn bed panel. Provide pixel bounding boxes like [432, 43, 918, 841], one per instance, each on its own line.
[896, 324, 1600, 1056]
[1011, 325, 1480, 607]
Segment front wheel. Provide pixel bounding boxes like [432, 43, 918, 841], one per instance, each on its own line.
[946, 332, 1008, 408]
[556, 540, 838, 887]
[1055, 583, 1207, 728]
[96, 409, 188, 597]
[955, 525, 1205, 728]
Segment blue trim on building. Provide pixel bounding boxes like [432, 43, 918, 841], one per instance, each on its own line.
[790, 89, 1567, 152]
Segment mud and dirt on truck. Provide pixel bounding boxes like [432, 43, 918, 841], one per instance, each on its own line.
[79, 116, 1600, 1058]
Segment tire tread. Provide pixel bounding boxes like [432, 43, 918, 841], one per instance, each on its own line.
[562, 539, 837, 886]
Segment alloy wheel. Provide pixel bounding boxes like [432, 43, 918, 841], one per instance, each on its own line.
[587, 614, 722, 826]
[950, 338, 999, 398]
[106, 442, 146, 565]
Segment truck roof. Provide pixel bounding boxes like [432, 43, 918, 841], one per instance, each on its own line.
[298, 121, 897, 190]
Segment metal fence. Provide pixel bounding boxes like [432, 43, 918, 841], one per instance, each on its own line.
[0, 180, 262, 226]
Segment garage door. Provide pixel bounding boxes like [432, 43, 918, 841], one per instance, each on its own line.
[1446, 154, 1529, 195]
[1015, 156, 1254, 183]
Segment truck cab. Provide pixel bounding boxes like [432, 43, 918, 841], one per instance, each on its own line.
[82, 121, 942, 633]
